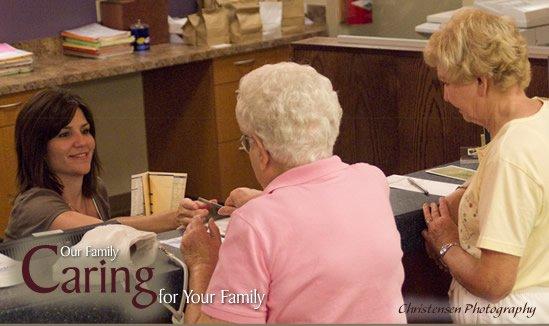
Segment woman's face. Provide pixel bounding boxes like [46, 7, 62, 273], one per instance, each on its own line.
[438, 68, 483, 125]
[46, 108, 95, 179]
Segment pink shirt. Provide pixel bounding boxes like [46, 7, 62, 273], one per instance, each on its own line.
[202, 156, 405, 323]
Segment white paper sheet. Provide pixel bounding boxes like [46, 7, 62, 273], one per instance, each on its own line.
[159, 218, 230, 249]
[0, 254, 23, 288]
[387, 175, 459, 197]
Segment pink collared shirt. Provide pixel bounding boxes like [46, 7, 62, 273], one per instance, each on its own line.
[202, 156, 406, 323]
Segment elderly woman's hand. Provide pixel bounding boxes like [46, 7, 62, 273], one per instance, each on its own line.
[180, 216, 222, 271]
[421, 197, 459, 264]
[218, 187, 262, 216]
[176, 198, 209, 228]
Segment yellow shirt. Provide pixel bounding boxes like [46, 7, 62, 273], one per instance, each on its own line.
[458, 98, 549, 291]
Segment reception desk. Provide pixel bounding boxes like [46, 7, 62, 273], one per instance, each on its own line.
[291, 36, 549, 176]
[0, 161, 472, 323]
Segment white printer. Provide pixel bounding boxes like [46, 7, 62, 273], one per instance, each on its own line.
[415, 0, 549, 46]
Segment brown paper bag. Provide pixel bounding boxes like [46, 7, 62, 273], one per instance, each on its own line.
[281, 0, 304, 34]
[202, 7, 230, 45]
[228, 2, 262, 43]
[203, 0, 216, 9]
[215, 0, 235, 6]
[182, 13, 207, 46]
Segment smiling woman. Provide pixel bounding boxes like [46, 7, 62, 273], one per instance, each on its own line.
[4, 89, 184, 241]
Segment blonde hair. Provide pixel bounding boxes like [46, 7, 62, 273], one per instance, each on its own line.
[424, 8, 531, 90]
[236, 62, 342, 167]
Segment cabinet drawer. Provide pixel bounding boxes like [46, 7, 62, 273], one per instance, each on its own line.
[212, 46, 291, 85]
[0, 124, 20, 233]
[0, 193, 16, 237]
[0, 91, 36, 127]
[218, 139, 260, 199]
[214, 82, 240, 143]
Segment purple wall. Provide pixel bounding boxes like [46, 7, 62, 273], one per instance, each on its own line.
[0, 0, 197, 43]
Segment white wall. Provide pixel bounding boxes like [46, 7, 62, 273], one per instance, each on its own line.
[333, 0, 462, 39]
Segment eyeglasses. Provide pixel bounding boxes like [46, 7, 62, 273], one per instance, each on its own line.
[239, 134, 254, 153]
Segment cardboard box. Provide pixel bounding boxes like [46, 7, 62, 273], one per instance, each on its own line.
[100, 0, 169, 45]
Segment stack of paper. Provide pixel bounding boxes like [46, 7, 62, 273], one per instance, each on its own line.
[61, 23, 134, 59]
[0, 253, 24, 288]
[0, 43, 34, 77]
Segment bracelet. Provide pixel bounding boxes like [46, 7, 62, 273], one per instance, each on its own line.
[439, 242, 459, 259]
[438, 242, 459, 268]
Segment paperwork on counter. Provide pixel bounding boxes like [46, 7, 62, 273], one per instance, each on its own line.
[426, 165, 476, 181]
[159, 218, 230, 249]
[0, 254, 23, 288]
[387, 175, 458, 197]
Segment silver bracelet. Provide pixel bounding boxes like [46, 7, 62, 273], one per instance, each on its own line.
[438, 242, 459, 268]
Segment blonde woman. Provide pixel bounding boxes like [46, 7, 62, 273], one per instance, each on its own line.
[422, 8, 549, 323]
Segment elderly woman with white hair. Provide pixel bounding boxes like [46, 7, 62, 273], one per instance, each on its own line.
[177, 62, 406, 323]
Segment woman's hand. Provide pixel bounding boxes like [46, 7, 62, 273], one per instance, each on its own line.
[218, 187, 262, 215]
[180, 217, 222, 271]
[176, 198, 209, 228]
[421, 197, 460, 260]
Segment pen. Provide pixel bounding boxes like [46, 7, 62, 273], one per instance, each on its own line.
[407, 178, 429, 196]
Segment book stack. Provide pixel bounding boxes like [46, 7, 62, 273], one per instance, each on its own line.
[0, 43, 34, 77]
[61, 23, 134, 59]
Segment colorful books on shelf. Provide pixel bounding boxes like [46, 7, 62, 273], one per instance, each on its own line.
[61, 23, 134, 59]
[0, 43, 34, 76]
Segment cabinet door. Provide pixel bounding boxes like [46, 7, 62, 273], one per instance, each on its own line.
[218, 139, 260, 200]
[214, 46, 291, 200]
[0, 91, 36, 237]
[214, 82, 240, 143]
[0, 125, 17, 235]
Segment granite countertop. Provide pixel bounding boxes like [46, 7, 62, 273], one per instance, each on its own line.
[0, 25, 326, 96]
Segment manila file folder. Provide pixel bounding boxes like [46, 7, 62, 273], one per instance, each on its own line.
[131, 171, 187, 216]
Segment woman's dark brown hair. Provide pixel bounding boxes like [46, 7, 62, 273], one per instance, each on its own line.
[15, 88, 101, 197]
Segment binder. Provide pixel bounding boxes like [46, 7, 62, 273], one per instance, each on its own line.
[131, 172, 187, 216]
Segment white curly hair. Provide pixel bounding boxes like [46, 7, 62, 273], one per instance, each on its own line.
[235, 62, 343, 167]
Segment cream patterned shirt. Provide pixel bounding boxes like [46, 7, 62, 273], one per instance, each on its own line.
[456, 98, 549, 290]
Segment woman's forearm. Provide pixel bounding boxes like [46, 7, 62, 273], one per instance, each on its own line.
[117, 210, 179, 233]
[443, 247, 518, 302]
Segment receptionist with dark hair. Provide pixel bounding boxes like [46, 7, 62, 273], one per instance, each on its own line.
[5, 88, 184, 240]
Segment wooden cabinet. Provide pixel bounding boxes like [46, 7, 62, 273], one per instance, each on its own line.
[0, 91, 35, 237]
[143, 46, 291, 200]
